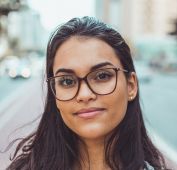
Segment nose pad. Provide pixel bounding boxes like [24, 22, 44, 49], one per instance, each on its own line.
[76, 81, 96, 103]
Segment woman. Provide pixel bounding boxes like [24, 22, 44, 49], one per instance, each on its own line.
[7, 16, 167, 170]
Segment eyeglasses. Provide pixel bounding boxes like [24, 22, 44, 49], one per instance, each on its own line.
[47, 67, 128, 101]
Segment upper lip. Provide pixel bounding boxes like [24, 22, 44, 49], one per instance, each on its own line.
[74, 107, 105, 115]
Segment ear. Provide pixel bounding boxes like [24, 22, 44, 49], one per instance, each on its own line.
[127, 72, 138, 101]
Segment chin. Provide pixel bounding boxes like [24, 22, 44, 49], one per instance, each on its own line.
[75, 126, 111, 140]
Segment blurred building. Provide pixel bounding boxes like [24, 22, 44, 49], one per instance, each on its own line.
[0, 1, 48, 59]
[126, 0, 177, 39]
[0, 0, 21, 16]
[7, 8, 47, 54]
[95, 0, 177, 39]
[95, 0, 122, 31]
[0, 0, 21, 59]
[0, 16, 8, 59]
[95, 0, 177, 61]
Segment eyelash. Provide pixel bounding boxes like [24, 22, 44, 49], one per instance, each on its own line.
[94, 72, 113, 80]
[58, 77, 76, 86]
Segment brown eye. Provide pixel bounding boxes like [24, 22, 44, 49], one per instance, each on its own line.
[57, 76, 77, 88]
[94, 71, 113, 82]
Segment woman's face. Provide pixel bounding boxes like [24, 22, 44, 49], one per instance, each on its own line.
[53, 36, 137, 141]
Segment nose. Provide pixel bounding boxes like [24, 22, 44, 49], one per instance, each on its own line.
[76, 80, 96, 103]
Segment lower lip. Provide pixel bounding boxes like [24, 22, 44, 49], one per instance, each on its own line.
[76, 109, 105, 119]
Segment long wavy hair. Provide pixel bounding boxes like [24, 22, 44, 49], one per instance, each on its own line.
[7, 16, 167, 170]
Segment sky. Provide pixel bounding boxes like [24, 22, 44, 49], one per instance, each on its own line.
[27, 0, 95, 31]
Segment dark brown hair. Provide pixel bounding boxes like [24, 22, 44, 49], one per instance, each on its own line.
[7, 16, 166, 170]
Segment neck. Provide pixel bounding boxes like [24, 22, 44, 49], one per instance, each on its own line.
[77, 137, 111, 170]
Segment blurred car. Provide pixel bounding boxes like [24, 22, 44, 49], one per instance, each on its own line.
[8, 64, 31, 79]
[3, 56, 31, 79]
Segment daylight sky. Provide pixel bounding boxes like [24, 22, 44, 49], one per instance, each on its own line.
[28, 0, 95, 31]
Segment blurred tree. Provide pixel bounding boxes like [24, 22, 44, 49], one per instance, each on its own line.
[0, 0, 21, 16]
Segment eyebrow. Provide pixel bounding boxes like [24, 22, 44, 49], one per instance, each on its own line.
[54, 61, 114, 75]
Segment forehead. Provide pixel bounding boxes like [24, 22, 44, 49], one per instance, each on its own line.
[53, 36, 122, 75]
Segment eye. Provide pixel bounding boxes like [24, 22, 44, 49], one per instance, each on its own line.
[94, 70, 114, 82]
[57, 76, 77, 88]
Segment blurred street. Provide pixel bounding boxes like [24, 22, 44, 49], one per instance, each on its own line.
[0, 76, 31, 102]
[140, 72, 177, 167]
[0, 76, 44, 169]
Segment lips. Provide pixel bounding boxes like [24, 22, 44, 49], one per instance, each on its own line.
[74, 107, 106, 118]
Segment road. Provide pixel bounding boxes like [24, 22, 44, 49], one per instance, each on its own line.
[0, 76, 44, 169]
[0, 76, 27, 102]
[140, 74, 177, 151]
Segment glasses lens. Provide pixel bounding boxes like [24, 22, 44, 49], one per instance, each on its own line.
[87, 68, 117, 95]
[50, 75, 78, 100]
[49, 68, 117, 101]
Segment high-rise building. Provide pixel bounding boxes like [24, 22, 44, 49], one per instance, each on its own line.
[95, 0, 122, 31]
[7, 8, 47, 53]
[95, 0, 177, 39]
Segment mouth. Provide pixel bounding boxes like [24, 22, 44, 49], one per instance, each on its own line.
[74, 107, 106, 119]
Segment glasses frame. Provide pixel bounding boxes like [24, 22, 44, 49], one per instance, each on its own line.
[47, 67, 129, 101]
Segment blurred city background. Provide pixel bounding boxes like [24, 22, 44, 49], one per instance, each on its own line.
[0, 0, 177, 169]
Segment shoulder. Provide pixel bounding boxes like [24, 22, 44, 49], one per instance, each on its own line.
[144, 161, 155, 170]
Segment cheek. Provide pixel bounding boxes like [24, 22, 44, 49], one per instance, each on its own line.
[56, 100, 72, 125]
[105, 85, 128, 125]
